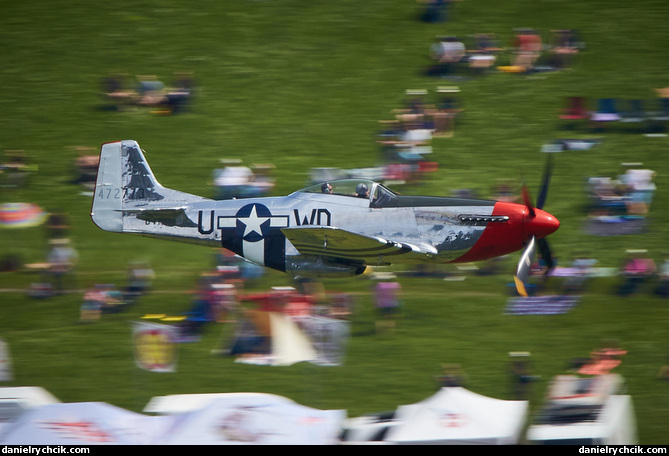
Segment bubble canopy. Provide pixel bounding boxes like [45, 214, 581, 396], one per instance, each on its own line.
[294, 179, 398, 206]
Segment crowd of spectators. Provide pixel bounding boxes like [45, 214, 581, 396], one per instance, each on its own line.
[559, 91, 669, 134]
[101, 72, 194, 115]
[426, 28, 584, 78]
[587, 164, 656, 217]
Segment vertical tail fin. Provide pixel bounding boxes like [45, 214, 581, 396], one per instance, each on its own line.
[91, 141, 126, 232]
[91, 140, 205, 233]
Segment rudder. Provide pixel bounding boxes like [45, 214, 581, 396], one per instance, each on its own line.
[91, 141, 125, 232]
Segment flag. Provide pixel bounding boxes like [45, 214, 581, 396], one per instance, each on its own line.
[132, 321, 178, 373]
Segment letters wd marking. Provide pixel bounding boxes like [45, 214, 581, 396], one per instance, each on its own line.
[293, 208, 331, 226]
[217, 203, 289, 268]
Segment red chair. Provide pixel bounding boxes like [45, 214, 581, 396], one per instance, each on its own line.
[560, 96, 588, 120]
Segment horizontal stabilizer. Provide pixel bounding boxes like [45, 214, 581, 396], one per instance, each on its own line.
[122, 208, 198, 228]
[282, 226, 435, 265]
[119, 206, 187, 214]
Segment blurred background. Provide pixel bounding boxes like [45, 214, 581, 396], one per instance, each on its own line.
[1, 0, 669, 444]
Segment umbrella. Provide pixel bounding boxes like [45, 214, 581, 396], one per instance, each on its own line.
[0, 203, 47, 228]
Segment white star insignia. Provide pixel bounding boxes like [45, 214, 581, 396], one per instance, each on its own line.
[240, 205, 268, 239]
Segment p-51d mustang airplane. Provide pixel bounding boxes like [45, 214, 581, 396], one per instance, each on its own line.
[91, 140, 559, 295]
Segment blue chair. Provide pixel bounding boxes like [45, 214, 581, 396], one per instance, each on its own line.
[649, 98, 669, 133]
[651, 98, 669, 121]
[619, 99, 649, 133]
[619, 99, 647, 123]
[591, 98, 621, 122]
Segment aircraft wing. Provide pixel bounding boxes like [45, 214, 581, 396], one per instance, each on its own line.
[282, 226, 435, 265]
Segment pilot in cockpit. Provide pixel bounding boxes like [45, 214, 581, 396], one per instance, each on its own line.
[321, 182, 333, 194]
[356, 183, 370, 199]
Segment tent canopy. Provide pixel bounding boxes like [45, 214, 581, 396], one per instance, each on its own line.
[161, 395, 346, 445]
[0, 402, 169, 445]
[229, 310, 352, 367]
[229, 310, 318, 366]
[144, 392, 295, 415]
[0, 386, 61, 428]
[0, 386, 60, 408]
[385, 387, 528, 445]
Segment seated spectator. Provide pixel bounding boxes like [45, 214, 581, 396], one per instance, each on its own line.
[394, 89, 430, 117]
[549, 29, 580, 69]
[431, 86, 463, 137]
[617, 249, 656, 296]
[99, 285, 125, 313]
[45, 212, 71, 240]
[123, 261, 155, 303]
[100, 73, 136, 111]
[509, 352, 538, 400]
[654, 252, 669, 298]
[1, 150, 34, 189]
[247, 163, 275, 198]
[398, 117, 433, 145]
[512, 28, 543, 72]
[162, 72, 195, 114]
[467, 33, 501, 74]
[283, 293, 313, 319]
[72, 148, 99, 193]
[46, 238, 78, 294]
[374, 281, 401, 333]
[136, 75, 166, 107]
[578, 340, 626, 375]
[620, 166, 656, 216]
[80, 286, 104, 323]
[586, 177, 629, 216]
[418, 0, 452, 23]
[429, 36, 466, 77]
[212, 160, 254, 200]
[328, 293, 353, 320]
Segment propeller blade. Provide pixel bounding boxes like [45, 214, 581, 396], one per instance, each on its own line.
[514, 236, 537, 297]
[514, 155, 556, 297]
[537, 237, 554, 271]
[521, 184, 536, 217]
[535, 155, 553, 210]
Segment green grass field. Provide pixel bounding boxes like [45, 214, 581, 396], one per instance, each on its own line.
[2, 0, 669, 444]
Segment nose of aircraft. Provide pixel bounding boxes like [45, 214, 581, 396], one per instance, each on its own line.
[524, 208, 560, 239]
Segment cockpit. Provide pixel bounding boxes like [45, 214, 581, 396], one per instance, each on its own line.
[295, 179, 398, 207]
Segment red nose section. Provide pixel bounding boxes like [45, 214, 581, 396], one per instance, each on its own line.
[451, 201, 559, 264]
[451, 201, 525, 263]
[525, 208, 560, 240]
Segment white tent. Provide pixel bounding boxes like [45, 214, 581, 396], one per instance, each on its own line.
[384, 387, 528, 445]
[230, 311, 318, 366]
[144, 392, 295, 415]
[160, 395, 346, 445]
[527, 395, 637, 445]
[526, 374, 637, 445]
[0, 387, 61, 433]
[0, 386, 60, 410]
[0, 402, 169, 445]
[228, 310, 349, 367]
